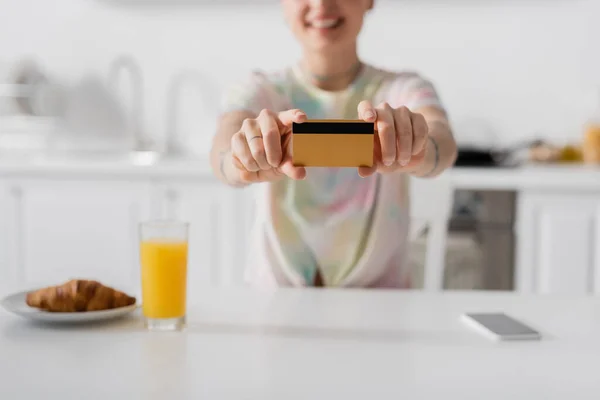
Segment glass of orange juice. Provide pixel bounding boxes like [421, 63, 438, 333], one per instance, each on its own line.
[139, 220, 189, 331]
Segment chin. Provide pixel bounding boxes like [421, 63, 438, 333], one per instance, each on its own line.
[304, 37, 354, 54]
[301, 31, 355, 52]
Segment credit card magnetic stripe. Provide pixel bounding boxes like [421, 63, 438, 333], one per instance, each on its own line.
[292, 121, 375, 134]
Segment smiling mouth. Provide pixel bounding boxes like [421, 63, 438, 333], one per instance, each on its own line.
[305, 18, 344, 30]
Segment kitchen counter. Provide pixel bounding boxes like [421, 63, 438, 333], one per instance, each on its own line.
[448, 164, 600, 191]
[1, 288, 599, 398]
[0, 152, 214, 179]
[0, 152, 598, 190]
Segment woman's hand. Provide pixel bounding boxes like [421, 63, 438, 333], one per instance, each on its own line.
[357, 101, 431, 177]
[229, 108, 307, 184]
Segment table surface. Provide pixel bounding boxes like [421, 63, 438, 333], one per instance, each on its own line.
[2, 151, 599, 191]
[1, 288, 599, 399]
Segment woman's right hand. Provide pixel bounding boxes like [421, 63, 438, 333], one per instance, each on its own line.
[230, 108, 307, 183]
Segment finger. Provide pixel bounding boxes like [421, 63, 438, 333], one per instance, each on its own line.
[257, 109, 283, 168]
[359, 132, 380, 177]
[277, 108, 307, 132]
[238, 163, 284, 183]
[279, 159, 306, 180]
[358, 165, 377, 178]
[279, 134, 306, 180]
[375, 102, 396, 166]
[231, 131, 259, 172]
[238, 169, 258, 183]
[394, 106, 413, 166]
[411, 112, 428, 155]
[256, 168, 284, 182]
[231, 152, 244, 170]
[395, 131, 402, 165]
[357, 100, 377, 122]
[242, 118, 270, 171]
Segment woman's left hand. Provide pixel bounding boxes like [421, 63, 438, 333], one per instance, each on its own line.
[357, 101, 429, 177]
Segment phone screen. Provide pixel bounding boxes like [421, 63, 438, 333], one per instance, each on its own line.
[465, 313, 540, 337]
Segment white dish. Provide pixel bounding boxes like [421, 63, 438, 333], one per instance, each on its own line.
[0, 290, 139, 323]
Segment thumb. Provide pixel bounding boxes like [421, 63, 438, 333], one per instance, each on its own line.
[277, 130, 306, 180]
[357, 100, 377, 122]
[277, 109, 307, 131]
[279, 158, 306, 181]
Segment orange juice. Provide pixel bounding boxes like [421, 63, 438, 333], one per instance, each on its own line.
[583, 123, 600, 164]
[140, 240, 188, 319]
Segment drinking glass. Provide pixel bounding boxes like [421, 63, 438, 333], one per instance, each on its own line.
[139, 220, 189, 331]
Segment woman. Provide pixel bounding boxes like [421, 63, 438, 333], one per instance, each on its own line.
[210, 0, 457, 289]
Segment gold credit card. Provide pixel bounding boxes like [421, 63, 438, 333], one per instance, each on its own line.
[292, 119, 375, 167]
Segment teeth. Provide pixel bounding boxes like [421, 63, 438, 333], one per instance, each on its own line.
[311, 19, 339, 29]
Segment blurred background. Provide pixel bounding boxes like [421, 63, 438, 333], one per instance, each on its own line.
[1, 0, 599, 150]
[1, 0, 599, 299]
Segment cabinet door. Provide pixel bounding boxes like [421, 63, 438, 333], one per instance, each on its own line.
[235, 186, 257, 275]
[517, 193, 600, 294]
[157, 180, 247, 293]
[0, 183, 14, 297]
[2, 179, 152, 296]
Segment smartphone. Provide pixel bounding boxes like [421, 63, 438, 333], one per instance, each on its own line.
[461, 312, 542, 341]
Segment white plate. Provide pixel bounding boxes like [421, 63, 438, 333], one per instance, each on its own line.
[0, 290, 139, 323]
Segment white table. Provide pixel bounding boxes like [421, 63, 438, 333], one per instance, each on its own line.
[1, 288, 599, 399]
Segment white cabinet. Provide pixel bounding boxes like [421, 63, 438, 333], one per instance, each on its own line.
[0, 183, 13, 296]
[0, 178, 153, 296]
[2, 165, 600, 297]
[516, 192, 600, 294]
[0, 182, 20, 296]
[0, 172, 251, 300]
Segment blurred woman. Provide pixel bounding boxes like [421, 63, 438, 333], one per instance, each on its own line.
[210, 0, 457, 289]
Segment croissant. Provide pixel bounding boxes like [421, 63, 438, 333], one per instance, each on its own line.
[26, 279, 136, 312]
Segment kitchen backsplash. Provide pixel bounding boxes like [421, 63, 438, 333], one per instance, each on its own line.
[0, 0, 598, 153]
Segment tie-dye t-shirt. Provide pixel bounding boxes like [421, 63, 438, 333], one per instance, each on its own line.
[221, 64, 444, 288]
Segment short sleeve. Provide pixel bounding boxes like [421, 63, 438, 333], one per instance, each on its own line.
[219, 70, 289, 115]
[383, 72, 446, 114]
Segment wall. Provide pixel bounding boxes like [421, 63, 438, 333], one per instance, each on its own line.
[0, 0, 599, 152]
